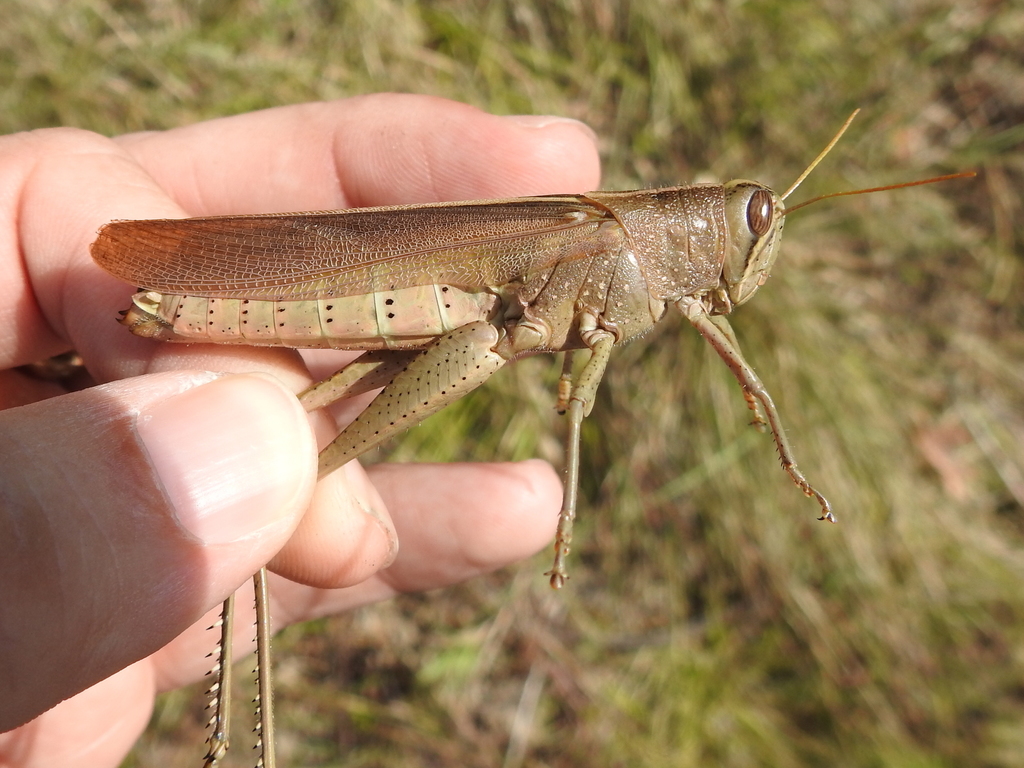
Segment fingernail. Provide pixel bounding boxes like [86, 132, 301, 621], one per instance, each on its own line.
[137, 374, 315, 546]
[503, 114, 599, 144]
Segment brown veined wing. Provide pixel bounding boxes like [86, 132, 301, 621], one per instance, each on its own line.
[91, 195, 625, 300]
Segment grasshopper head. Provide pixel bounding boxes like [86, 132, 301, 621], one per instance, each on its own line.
[721, 180, 785, 307]
[716, 110, 971, 314]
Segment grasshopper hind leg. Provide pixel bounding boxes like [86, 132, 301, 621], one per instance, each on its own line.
[253, 568, 275, 768]
[202, 569, 277, 768]
[203, 595, 233, 767]
[309, 322, 508, 479]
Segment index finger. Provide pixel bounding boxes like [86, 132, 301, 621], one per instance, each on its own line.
[6, 95, 600, 377]
[115, 93, 601, 213]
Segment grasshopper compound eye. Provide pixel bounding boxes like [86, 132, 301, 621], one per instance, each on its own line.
[747, 188, 774, 237]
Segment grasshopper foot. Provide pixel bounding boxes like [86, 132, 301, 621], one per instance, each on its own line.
[545, 539, 572, 589]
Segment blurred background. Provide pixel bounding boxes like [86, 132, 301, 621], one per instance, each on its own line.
[4, 1, 1022, 765]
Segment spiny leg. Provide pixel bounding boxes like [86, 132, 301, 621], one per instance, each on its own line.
[203, 595, 233, 767]
[681, 298, 835, 523]
[203, 570, 276, 768]
[708, 314, 767, 429]
[547, 397, 583, 589]
[546, 334, 615, 588]
[253, 568, 276, 768]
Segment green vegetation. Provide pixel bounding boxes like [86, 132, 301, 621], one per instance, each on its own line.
[5, 1, 1022, 765]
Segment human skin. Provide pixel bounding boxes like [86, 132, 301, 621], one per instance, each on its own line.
[0, 94, 600, 767]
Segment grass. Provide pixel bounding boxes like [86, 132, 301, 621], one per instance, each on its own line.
[4, 0, 1023, 765]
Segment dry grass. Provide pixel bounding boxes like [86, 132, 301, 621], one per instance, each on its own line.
[5, 1, 1023, 765]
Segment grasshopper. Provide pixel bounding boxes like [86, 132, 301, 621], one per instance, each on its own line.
[90, 110, 970, 767]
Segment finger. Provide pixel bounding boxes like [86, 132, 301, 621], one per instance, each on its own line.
[0, 461, 560, 764]
[115, 93, 601, 213]
[0, 124, 413, 608]
[0, 662, 153, 768]
[1, 126, 188, 370]
[10, 97, 600, 374]
[9, 99, 588, 596]
[4, 129, 396, 594]
[267, 459, 398, 587]
[0, 372, 319, 731]
[269, 460, 563, 622]
[98, 98, 593, 587]
[371, 460, 562, 590]
[0, 367, 68, 409]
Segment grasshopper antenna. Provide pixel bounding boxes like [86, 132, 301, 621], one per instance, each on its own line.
[780, 109, 861, 202]
[779, 109, 975, 211]
[784, 172, 976, 214]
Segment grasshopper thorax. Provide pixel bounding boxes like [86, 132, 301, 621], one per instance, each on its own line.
[720, 180, 785, 308]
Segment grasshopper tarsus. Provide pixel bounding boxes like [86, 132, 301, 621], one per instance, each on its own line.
[547, 514, 574, 590]
[547, 568, 568, 590]
[546, 536, 573, 589]
[792, 476, 835, 523]
[814, 494, 837, 523]
[546, 537, 573, 588]
[777, 454, 836, 524]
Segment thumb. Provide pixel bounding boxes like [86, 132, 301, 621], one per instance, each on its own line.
[0, 371, 316, 731]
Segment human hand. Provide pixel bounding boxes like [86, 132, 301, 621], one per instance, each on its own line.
[0, 94, 600, 767]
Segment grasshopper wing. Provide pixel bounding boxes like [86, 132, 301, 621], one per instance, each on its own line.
[92, 195, 624, 300]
